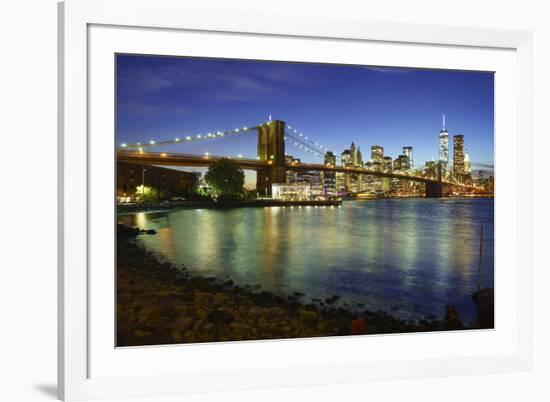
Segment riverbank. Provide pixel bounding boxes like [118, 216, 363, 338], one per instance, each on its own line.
[117, 198, 342, 214]
[117, 225, 478, 346]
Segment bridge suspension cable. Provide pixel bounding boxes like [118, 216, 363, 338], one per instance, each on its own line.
[284, 122, 340, 162]
[118, 124, 259, 150]
[285, 132, 325, 159]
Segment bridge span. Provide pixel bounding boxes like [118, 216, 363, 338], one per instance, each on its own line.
[116, 150, 473, 197]
[118, 119, 475, 197]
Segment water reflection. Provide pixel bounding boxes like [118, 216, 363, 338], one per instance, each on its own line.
[119, 199, 494, 322]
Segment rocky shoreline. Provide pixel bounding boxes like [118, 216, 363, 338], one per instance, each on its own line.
[117, 225, 478, 347]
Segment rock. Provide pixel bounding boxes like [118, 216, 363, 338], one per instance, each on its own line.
[440, 305, 464, 330]
[229, 322, 252, 331]
[209, 309, 234, 324]
[212, 292, 229, 304]
[194, 291, 212, 307]
[299, 309, 319, 322]
[248, 306, 266, 316]
[268, 307, 285, 317]
[171, 330, 183, 342]
[133, 329, 152, 337]
[195, 308, 208, 320]
[350, 318, 368, 335]
[173, 316, 193, 330]
[117, 224, 140, 238]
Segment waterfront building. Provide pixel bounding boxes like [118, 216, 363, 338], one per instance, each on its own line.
[116, 161, 199, 202]
[453, 134, 465, 176]
[272, 183, 312, 201]
[439, 114, 449, 171]
[403, 146, 413, 169]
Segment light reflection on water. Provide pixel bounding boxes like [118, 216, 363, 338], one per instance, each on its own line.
[119, 199, 494, 323]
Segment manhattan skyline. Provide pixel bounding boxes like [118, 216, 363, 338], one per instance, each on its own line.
[116, 54, 494, 176]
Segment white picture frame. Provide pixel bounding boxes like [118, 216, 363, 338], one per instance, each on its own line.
[58, 0, 533, 400]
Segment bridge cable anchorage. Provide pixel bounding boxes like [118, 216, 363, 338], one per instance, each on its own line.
[117, 124, 259, 150]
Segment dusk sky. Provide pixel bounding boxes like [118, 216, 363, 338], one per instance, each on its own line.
[116, 54, 494, 181]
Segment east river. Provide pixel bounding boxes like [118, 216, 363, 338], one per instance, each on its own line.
[119, 198, 494, 323]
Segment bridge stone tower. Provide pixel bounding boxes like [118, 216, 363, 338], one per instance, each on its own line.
[257, 120, 286, 196]
[425, 161, 443, 197]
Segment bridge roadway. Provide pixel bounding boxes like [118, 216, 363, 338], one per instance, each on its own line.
[117, 150, 471, 187]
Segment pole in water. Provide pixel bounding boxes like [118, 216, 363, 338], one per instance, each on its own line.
[477, 224, 484, 292]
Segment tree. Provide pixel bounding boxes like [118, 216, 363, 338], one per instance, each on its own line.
[204, 158, 245, 199]
[135, 185, 160, 203]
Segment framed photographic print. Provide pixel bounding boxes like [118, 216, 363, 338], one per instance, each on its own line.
[58, 0, 533, 400]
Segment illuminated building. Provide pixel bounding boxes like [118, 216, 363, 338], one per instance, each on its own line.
[355, 146, 363, 167]
[453, 134, 465, 176]
[371, 145, 384, 163]
[382, 156, 393, 173]
[394, 154, 410, 171]
[116, 162, 199, 202]
[464, 149, 472, 174]
[323, 151, 337, 195]
[403, 146, 413, 169]
[272, 183, 312, 200]
[439, 114, 449, 170]
[341, 149, 352, 167]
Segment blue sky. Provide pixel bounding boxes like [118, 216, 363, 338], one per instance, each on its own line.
[116, 54, 494, 177]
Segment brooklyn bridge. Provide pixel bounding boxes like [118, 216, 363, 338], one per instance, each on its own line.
[117, 119, 474, 198]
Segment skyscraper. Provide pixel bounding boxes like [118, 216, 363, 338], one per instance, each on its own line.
[403, 146, 413, 169]
[382, 156, 393, 172]
[464, 149, 472, 175]
[323, 151, 337, 195]
[394, 155, 410, 171]
[453, 134, 465, 176]
[439, 114, 449, 170]
[371, 145, 384, 163]
[341, 149, 352, 167]
[355, 147, 363, 167]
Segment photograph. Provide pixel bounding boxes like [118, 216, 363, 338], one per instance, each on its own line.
[115, 54, 495, 347]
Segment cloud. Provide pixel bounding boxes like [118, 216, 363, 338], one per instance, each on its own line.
[118, 101, 190, 118]
[360, 66, 413, 74]
[472, 162, 494, 170]
[117, 67, 175, 94]
[117, 58, 282, 102]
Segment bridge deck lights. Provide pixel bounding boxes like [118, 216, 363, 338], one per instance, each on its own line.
[149, 140, 155, 144]
[186, 136, 191, 140]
